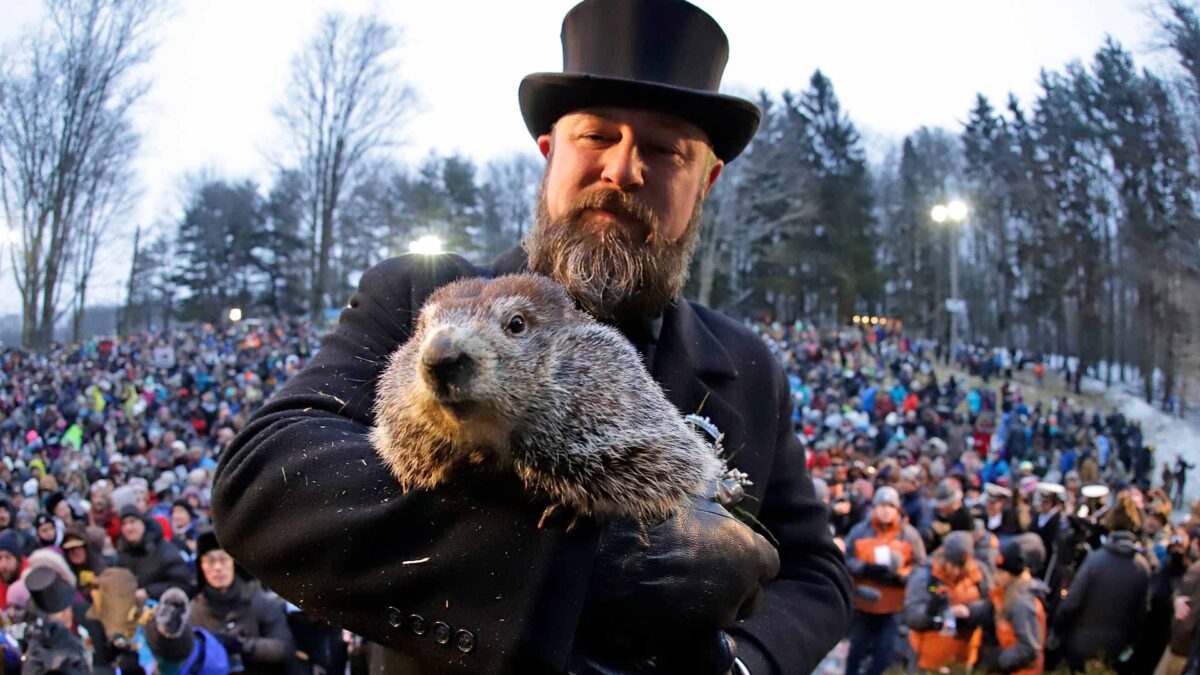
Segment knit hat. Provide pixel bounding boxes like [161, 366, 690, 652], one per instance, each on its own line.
[33, 512, 55, 531]
[997, 540, 1027, 576]
[873, 486, 901, 509]
[935, 480, 963, 509]
[117, 504, 141, 522]
[941, 531, 973, 566]
[0, 530, 24, 559]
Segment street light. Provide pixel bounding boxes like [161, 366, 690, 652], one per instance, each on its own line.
[409, 235, 444, 255]
[931, 200, 968, 365]
[228, 308, 242, 323]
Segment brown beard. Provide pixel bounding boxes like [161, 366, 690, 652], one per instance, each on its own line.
[524, 172, 706, 322]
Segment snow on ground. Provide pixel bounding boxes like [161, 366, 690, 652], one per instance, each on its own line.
[1104, 383, 1200, 505]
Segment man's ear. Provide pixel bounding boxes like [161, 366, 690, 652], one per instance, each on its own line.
[537, 134, 553, 160]
[704, 159, 724, 197]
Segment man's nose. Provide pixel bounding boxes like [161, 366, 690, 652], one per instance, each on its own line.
[600, 139, 645, 191]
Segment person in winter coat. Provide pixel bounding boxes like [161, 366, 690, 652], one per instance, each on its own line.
[0, 496, 34, 555]
[0, 529, 27, 612]
[977, 540, 1046, 674]
[61, 522, 106, 595]
[1053, 493, 1152, 672]
[115, 505, 192, 602]
[188, 530, 295, 675]
[1154, 535, 1200, 675]
[905, 531, 987, 671]
[844, 486, 927, 675]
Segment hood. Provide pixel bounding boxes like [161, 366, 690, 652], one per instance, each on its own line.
[1104, 530, 1141, 557]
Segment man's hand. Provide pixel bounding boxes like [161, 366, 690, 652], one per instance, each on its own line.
[587, 497, 779, 632]
[931, 520, 951, 536]
[950, 604, 970, 619]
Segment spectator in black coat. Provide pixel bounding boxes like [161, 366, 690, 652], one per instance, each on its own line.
[115, 505, 192, 602]
[1054, 494, 1152, 672]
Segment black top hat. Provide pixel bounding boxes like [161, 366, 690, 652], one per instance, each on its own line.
[519, 0, 760, 161]
[26, 566, 73, 614]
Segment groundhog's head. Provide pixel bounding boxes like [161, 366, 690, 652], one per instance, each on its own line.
[409, 274, 583, 424]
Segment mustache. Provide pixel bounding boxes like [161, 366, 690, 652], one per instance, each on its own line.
[567, 188, 660, 242]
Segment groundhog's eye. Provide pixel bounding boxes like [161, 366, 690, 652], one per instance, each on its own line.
[506, 314, 526, 335]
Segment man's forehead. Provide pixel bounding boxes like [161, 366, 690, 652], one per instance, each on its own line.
[557, 107, 712, 144]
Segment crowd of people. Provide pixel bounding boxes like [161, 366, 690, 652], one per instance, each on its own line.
[0, 318, 345, 674]
[754, 319, 1199, 674]
[0, 310, 1192, 674]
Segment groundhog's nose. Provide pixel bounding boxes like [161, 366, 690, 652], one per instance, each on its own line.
[423, 333, 476, 392]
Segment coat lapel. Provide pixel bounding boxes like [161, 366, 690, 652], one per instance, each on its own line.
[652, 300, 745, 464]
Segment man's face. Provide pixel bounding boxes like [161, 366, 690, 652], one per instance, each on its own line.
[985, 498, 1005, 516]
[526, 107, 723, 321]
[201, 549, 235, 591]
[37, 522, 56, 543]
[872, 503, 898, 526]
[0, 552, 17, 583]
[120, 516, 144, 545]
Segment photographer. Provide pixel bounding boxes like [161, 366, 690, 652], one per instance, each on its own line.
[977, 541, 1046, 675]
[1054, 492, 1151, 672]
[905, 531, 988, 671]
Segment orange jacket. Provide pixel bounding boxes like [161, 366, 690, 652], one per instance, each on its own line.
[990, 583, 1046, 675]
[846, 518, 926, 614]
[907, 559, 984, 670]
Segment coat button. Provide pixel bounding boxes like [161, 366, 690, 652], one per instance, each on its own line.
[409, 614, 428, 636]
[432, 621, 452, 646]
[454, 629, 476, 653]
[386, 607, 403, 628]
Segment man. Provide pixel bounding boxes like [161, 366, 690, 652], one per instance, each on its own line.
[1054, 493, 1151, 672]
[930, 479, 973, 551]
[213, 0, 850, 673]
[905, 531, 986, 672]
[1032, 483, 1065, 578]
[115, 506, 193, 602]
[983, 483, 1023, 538]
[187, 531, 295, 674]
[977, 541, 1045, 675]
[843, 486, 926, 675]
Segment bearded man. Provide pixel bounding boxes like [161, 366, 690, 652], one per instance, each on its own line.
[213, 1, 850, 673]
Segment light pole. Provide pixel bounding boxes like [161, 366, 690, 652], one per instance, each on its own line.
[931, 200, 967, 365]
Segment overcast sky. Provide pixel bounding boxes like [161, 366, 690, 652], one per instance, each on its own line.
[0, 0, 1169, 313]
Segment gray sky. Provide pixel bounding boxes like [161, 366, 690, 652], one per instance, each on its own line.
[0, 0, 1167, 313]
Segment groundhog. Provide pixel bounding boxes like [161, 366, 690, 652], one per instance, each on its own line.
[371, 273, 723, 524]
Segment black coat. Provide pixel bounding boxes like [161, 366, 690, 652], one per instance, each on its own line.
[213, 252, 851, 674]
[1054, 530, 1152, 665]
[116, 517, 193, 600]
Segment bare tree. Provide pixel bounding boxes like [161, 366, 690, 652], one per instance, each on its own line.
[276, 12, 415, 322]
[0, 0, 160, 347]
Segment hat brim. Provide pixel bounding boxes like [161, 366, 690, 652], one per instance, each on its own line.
[519, 73, 761, 162]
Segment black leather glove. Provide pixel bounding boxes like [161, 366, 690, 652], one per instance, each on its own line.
[586, 496, 779, 634]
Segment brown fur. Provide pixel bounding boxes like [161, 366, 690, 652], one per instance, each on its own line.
[371, 273, 722, 522]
